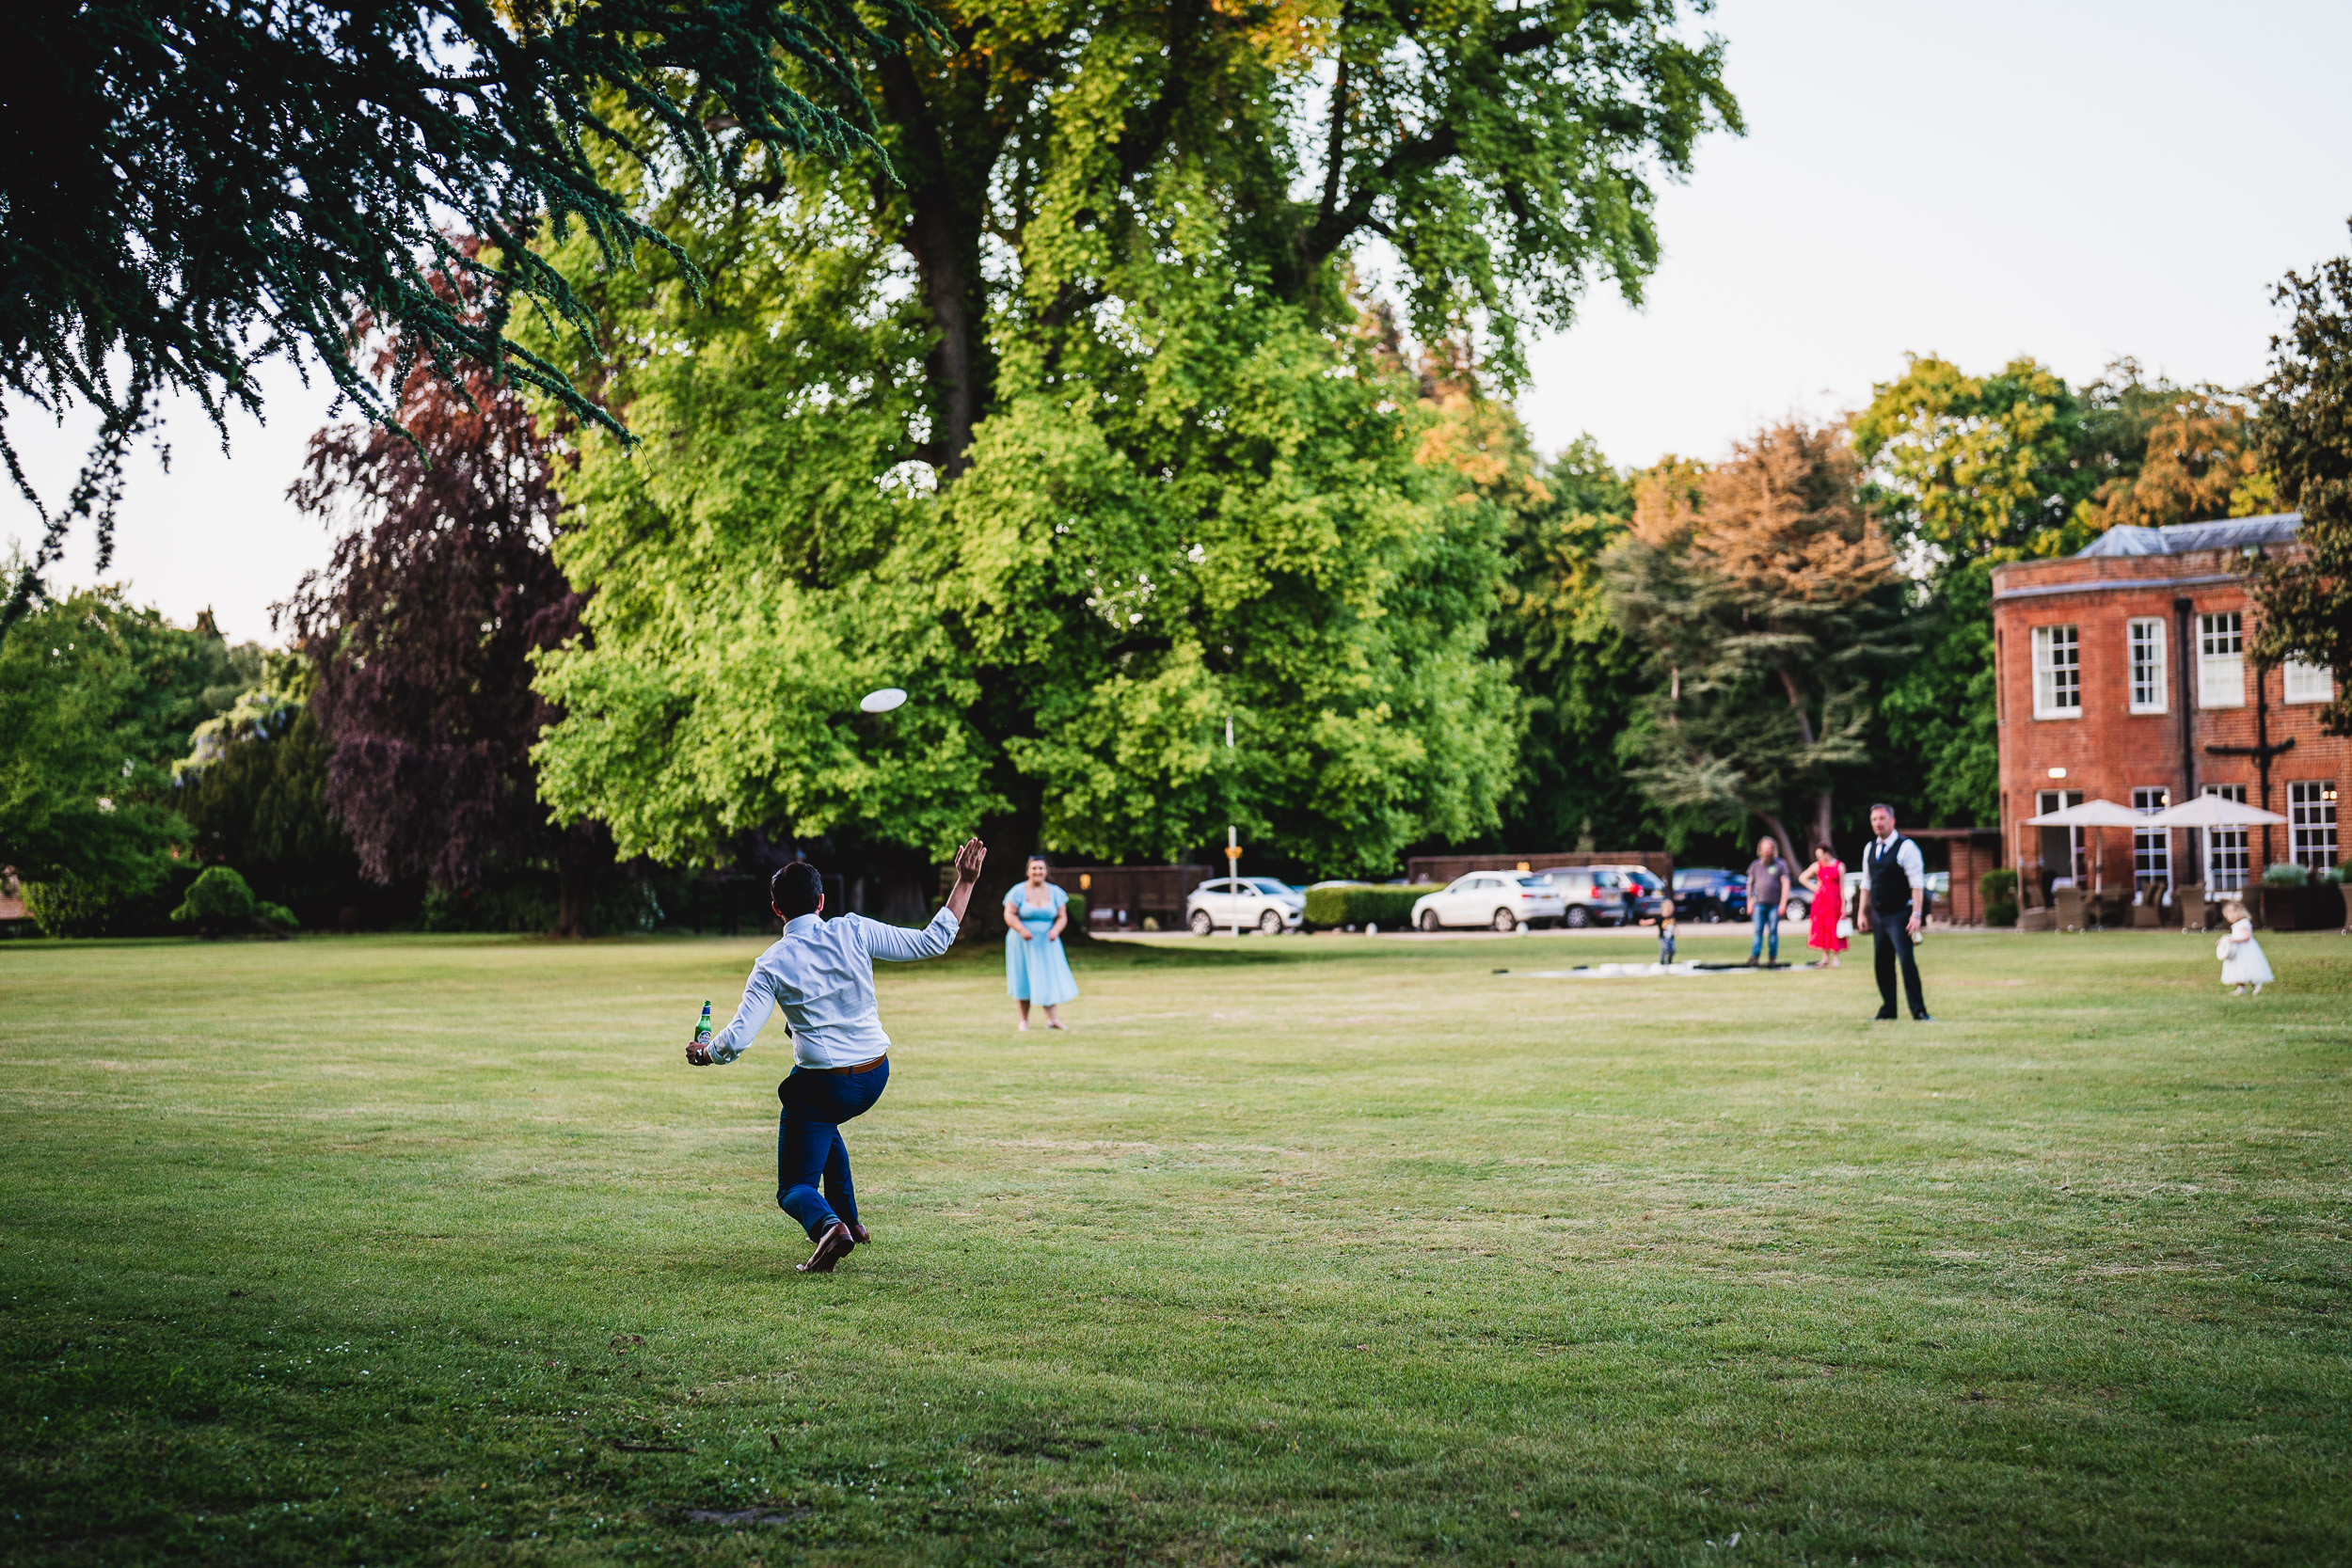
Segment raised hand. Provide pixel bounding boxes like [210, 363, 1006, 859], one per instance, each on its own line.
[952, 836, 988, 885]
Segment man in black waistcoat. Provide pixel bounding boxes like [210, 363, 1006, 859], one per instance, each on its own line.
[1854, 802, 1932, 1022]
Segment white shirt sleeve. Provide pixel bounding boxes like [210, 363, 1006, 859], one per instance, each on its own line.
[1899, 838, 1926, 886]
[858, 906, 962, 963]
[707, 966, 776, 1065]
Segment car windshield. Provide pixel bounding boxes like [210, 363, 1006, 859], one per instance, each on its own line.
[1244, 879, 1292, 895]
[1621, 869, 1662, 891]
[1514, 876, 1552, 888]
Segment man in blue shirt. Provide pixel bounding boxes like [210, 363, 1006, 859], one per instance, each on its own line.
[689, 837, 989, 1273]
[1745, 836, 1793, 965]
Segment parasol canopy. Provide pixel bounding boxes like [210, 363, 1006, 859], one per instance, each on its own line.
[2141, 794, 2288, 828]
[2024, 798, 2150, 827]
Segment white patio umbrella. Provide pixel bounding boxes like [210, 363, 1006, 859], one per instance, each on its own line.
[2023, 798, 2149, 827]
[2024, 798, 2153, 894]
[2141, 794, 2288, 828]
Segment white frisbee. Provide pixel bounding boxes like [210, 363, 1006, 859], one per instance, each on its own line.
[859, 687, 908, 714]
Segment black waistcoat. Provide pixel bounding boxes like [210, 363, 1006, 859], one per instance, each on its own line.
[1867, 835, 1915, 913]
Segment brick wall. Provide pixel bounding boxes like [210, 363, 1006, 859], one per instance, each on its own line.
[1992, 543, 2348, 893]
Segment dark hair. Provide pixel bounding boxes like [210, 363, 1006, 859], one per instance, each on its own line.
[771, 861, 824, 919]
[1025, 853, 1049, 866]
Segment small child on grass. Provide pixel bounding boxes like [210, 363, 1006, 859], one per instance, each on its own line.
[1646, 896, 1677, 965]
[2216, 899, 2274, 997]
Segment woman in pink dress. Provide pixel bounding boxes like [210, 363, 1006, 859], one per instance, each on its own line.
[1798, 844, 1848, 968]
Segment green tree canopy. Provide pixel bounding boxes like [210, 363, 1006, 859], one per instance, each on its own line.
[0, 586, 251, 895]
[4, 0, 941, 624]
[1605, 420, 1903, 858]
[523, 0, 1738, 875]
[2250, 230, 2352, 736]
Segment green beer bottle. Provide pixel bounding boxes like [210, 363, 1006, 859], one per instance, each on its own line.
[694, 1000, 713, 1048]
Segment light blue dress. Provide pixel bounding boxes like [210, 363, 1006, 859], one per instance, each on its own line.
[1004, 882, 1080, 1006]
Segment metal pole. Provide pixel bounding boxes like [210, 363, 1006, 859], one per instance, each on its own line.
[1229, 824, 1241, 938]
[1226, 716, 1240, 937]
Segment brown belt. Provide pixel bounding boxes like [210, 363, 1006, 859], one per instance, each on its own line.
[814, 1053, 887, 1075]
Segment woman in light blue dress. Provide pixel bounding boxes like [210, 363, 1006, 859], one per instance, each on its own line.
[1003, 856, 1079, 1029]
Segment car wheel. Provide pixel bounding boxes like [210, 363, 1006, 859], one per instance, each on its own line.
[1563, 905, 1591, 929]
[1788, 896, 1809, 922]
[1418, 909, 1440, 932]
[1259, 909, 1283, 935]
[1705, 910, 1724, 924]
[1188, 909, 1215, 937]
[1491, 909, 1518, 933]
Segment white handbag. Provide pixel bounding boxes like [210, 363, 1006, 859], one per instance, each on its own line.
[1836, 915, 1854, 939]
[2216, 934, 2233, 962]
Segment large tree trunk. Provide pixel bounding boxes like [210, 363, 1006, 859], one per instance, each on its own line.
[1808, 789, 1836, 861]
[877, 55, 994, 479]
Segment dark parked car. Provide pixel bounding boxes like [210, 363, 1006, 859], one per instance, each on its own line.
[1534, 865, 1667, 927]
[1671, 868, 1748, 923]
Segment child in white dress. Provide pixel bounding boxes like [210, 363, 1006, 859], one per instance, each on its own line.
[2217, 900, 2274, 996]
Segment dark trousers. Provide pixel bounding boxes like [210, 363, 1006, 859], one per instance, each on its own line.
[777, 1060, 889, 1240]
[1871, 919, 1927, 1018]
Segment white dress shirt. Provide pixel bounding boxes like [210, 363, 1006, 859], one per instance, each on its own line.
[1865, 832, 1926, 900]
[707, 907, 961, 1069]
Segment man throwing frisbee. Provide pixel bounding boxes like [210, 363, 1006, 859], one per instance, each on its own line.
[689, 837, 989, 1273]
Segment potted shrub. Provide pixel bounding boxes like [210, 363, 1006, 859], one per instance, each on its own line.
[2254, 863, 2345, 931]
[1979, 867, 2018, 927]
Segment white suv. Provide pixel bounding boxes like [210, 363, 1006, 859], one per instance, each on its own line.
[1409, 873, 1567, 932]
[1187, 877, 1305, 935]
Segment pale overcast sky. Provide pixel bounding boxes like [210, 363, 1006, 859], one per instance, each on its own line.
[9, 0, 2350, 642]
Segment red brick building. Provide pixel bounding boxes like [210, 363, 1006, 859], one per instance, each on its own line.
[1991, 513, 2343, 902]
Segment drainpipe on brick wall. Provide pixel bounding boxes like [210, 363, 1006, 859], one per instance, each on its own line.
[2175, 596, 2199, 883]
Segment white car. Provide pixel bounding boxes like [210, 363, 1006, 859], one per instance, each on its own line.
[1409, 873, 1566, 932]
[1187, 877, 1306, 935]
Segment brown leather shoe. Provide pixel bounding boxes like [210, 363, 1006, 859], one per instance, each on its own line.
[845, 1220, 871, 1245]
[797, 1222, 855, 1274]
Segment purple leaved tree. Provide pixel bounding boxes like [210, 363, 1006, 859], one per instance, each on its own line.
[284, 281, 610, 936]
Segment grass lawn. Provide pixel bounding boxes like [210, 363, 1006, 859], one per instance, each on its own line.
[2, 923, 2348, 1565]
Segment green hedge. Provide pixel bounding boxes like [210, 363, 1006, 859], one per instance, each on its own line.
[1302, 885, 1426, 928]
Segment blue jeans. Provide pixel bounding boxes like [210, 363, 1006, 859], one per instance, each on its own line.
[777, 1060, 890, 1241]
[1749, 904, 1778, 962]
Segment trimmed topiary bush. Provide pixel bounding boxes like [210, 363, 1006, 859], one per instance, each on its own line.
[171, 866, 298, 937]
[1302, 885, 1425, 929]
[1985, 899, 2019, 928]
[2262, 863, 2311, 888]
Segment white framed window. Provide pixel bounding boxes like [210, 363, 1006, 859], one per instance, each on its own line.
[2290, 781, 2338, 871]
[2032, 625, 2081, 718]
[2132, 786, 2170, 883]
[2199, 611, 2245, 708]
[2285, 658, 2336, 705]
[2037, 788, 2086, 880]
[2204, 784, 2249, 892]
[2127, 619, 2167, 713]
